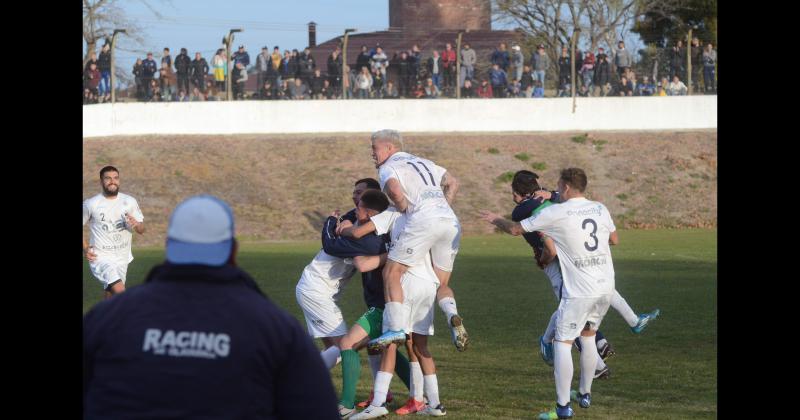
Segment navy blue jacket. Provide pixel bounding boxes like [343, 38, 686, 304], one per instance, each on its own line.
[320, 216, 389, 309]
[83, 263, 339, 420]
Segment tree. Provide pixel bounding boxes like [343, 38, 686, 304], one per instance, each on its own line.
[632, 0, 717, 47]
[493, 0, 680, 87]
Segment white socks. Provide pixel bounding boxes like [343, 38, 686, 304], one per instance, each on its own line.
[595, 354, 607, 370]
[438, 297, 458, 323]
[410, 362, 424, 402]
[385, 302, 406, 331]
[554, 341, 573, 406]
[578, 336, 598, 395]
[320, 346, 341, 370]
[371, 371, 393, 407]
[611, 290, 639, 327]
[424, 374, 440, 407]
[368, 354, 382, 380]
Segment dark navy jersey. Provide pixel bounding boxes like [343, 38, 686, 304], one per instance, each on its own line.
[83, 263, 339, 420]
[511, 197, 548, 252]
[342, 208, 357, 224]
[320, 216, 389, 309]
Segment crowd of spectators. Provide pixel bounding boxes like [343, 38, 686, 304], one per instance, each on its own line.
[83, 36, 716, 104]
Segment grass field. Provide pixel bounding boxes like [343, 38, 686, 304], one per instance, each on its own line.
[83, 229, 717, 419]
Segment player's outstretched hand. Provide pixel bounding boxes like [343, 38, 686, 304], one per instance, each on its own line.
[125, 214, 139, 230]
[85, 247, 97, 262]
[478, 210, 500, 223]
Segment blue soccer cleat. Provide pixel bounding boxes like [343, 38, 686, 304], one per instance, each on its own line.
[539, 335, 554, 366]
[570, 390, 591, 408]
[555, 402, 574, 419]
[367, 330, 406, 352]
[631, 309, 661, 334]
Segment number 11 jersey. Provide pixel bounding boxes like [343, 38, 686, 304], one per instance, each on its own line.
[378, 151, 457, 224]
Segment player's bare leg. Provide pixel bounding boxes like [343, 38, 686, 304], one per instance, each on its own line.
[435, 267, 468, 351]
[103, 280, 125, 300]
[368, 260, 409, 350]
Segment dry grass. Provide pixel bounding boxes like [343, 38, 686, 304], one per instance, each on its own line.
[83, 131, 717, 246]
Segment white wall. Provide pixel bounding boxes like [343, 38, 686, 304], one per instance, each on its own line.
[83, 96, 716, 138]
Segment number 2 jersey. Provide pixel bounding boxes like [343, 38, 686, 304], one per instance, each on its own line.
[378, 152, 457, 225]
[519, 197, 616, 299]
[83, 193, 144, 264]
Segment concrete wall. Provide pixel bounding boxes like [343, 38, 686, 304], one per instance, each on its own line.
[83, 96, 717, 138]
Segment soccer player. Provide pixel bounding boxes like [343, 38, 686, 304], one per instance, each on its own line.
[295, 182, 388, 368]
[351, 206, 446, 419]
[83, 166, 145, 299]
[320, 189, 419, 418]
[363, 129, 468, 353]
[481, 168, 624, 419]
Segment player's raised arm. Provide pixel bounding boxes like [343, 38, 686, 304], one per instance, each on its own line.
[441, 171, 459, 205]
[383, 178, 408, 212]
[340, 219, 376, 239]
[353, 253, 387, 273]
[478, 210, 525, 236]
[125, 213, 145, 234]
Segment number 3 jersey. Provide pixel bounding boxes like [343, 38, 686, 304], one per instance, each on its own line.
[83, 193, 144, 263]
[378, 152, 457, 224]
[520, 197, 615, 299]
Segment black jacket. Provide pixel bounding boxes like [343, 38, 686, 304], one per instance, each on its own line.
[97, 51, 111, 72]
[191, 58, 209, 80]
[174, 53, 192, 75]
[84, 263, 339, 420]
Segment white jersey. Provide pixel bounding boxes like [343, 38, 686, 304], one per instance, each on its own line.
[82, 193, 144, 264]
[520, 197, 615, 298]
[371, 208, 439, 287]
[378, 152, 457, 224]
[296, 250, 356, 301]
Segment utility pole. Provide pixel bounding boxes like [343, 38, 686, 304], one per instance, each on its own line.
[456, 31, 463, 99]
[571, 29, 580, 113]
[110, 29, 126, 103]
[342, 29, 357, 99]
[686, 28, 692, 95]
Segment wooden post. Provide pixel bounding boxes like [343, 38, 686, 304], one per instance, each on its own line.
[226, 34, 233, 101]
[686, 28, 692, 95]
[110, 29, 125, 103]
[342, 32, 350, 99]
[571, 29, 580, 113]
[456, 32, 463, 99]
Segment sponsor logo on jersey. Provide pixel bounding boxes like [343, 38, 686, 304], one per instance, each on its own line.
[420, 190, 445, 200]
[142, 328, 230, 359]
[567, 205, 603, 217]
[572, 255, 608, 268]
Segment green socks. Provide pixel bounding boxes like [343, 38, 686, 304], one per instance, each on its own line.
[340, 349, 361, 409]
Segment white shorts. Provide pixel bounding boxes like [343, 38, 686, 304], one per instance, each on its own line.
[388, 217, 461, 272]
[382, 271, 437, 336]
[89, 257, 129, 290]
[554, 294, 612, 342]
[295, 286, 347, 338]
[543, 260, 563, 300]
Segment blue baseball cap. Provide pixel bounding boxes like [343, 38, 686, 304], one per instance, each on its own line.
[166, 195, 235, 266]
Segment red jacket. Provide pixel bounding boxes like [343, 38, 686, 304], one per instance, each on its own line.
[477, 83, 493, 98]
[442, 49, 456, 68]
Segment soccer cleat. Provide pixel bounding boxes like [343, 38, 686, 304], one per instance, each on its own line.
[395, 398, 426, 415]
[594, 365, 611, 379]
[631, 309, 661, 334]
[537, 409, 558, 420]
[350, 405, 389, 419]
[418, 403, 447, 416]
[539, 335, 554, 366]
[449, 315, 469, 352]
[570, 390, 591, 409]
[367, 330, 407, 352]
[555, 403, 574, 419]
[339, 404, 356, 419]
[357, 391, 394, 408]
[597, 341, 615, 360]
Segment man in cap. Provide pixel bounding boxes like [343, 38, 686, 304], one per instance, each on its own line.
[83, 195, 339, 419]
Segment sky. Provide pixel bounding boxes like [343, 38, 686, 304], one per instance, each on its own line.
[104, 0, 390, 81]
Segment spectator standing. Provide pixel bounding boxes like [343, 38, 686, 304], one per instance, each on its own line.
[298, 47, 316, 85]
[409, 44, 422, 83]
[174, 48, 191, 96]
[327, 48, 342, 96]
[442, 43, 457, 95]
[491, 42, 511, 72]
[670, 40, 685, 80]
[233, 62, 248, 99]
[355, 66, 373, 99]
[159, 67, 173, 100]
[191, 52, 209, 93]
[702, 43, 716, 94]
[97, 43, 111, 101]
[232, 45, 251, 69]
[520, 65, 534, 98]
[132, 58, 144, 100]
[161, 48, 172, 76]
[282, 50, 298, 85]
[580, 51, 595, 93]
[310, 69, 325, 99]
[85, 51, 98, 73]
[371, 68, 384, 98]
[427, 50, 443, 90]
[511, 44, 524, 82]
[593, 49, 612, 96]
[271, 46, 283, 87]
[371, 46, 388, 79]
[356, 46, 371, 73]
[557, 47, 572, 97]
[397, 51, 412, 98]
[613, 41, 631, 78]
[489, 63, 508, 98]
[690, 37, 702, 92]
[256, 46, 270, 94]
[461, 42, 476, 86]
[531, 44, 549, 92]
[212, 49, 226, 91]
[142, 52, 158, 99]
[84, 63, 101, 98]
